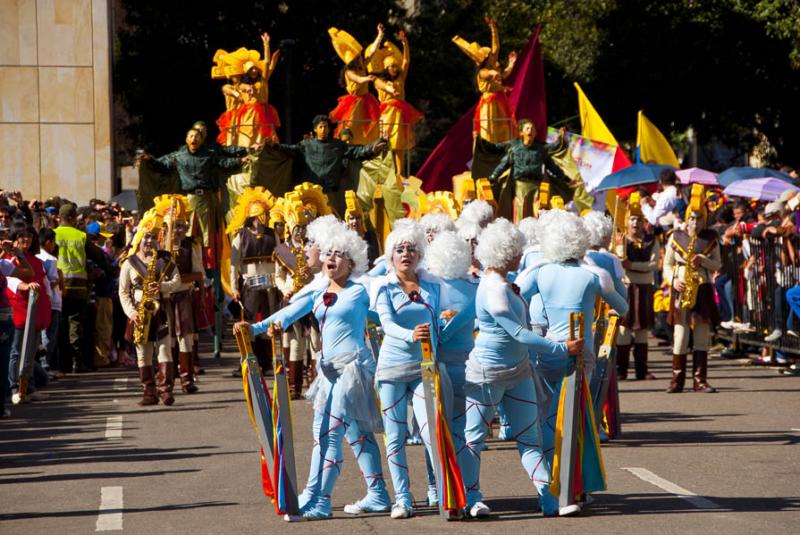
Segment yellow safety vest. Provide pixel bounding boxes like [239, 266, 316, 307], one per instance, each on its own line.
[54, 225, 87, 280]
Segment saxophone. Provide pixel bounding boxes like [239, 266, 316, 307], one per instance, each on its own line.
[292, 242, 307, 294]
[678, 233, 703, 310]
[133, 254, 160, 344]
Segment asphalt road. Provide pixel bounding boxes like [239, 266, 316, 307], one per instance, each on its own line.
[2, 337, 799, 534]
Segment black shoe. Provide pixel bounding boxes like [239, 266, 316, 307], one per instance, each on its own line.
[72, 364, 90, 374]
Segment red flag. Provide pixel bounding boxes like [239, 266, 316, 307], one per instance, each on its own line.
[418, 27, 546, 192]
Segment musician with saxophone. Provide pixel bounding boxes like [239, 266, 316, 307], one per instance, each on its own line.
[663, 184, 721, 394]
[274, 200, 315, 398]
[119, 213, 183, 406]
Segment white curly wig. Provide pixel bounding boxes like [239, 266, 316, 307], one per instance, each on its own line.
[539, 209, 590, 263]
[425, 231, 471, 280]
[420, 213, 456, 237]
[582, 210, 613, 249]
[517, 217, 540, 247]
[307, 214, 345, 246]
[318, 227, 369, 275]
[383, 223, 427, 272]
[474, 218, 526, 270]
[391, 217, 421, 232]
[458, 200, 495, 228]
[456, 220, 482, 242]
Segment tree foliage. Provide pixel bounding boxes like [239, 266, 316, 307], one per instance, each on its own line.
[114, 0, 800, 170]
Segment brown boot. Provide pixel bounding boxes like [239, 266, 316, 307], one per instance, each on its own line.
[157, 362, 175, 406]
[633, 343, 656, 380]
[692, 351, 717, 393]
[192, 339, 204, 376]
[616, 345, 631, 380]
[179, 352, 198, 393]
[138, 366, 158, 406]
[666, 354, 687, 393]
[288, 361, 303, 400]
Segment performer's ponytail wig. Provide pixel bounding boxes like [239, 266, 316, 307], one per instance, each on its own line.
[582, 210, 613, 249]
[319, 228, 369, 275]
[539, 209, 590, 263]
[425, 231, 471, 280]
[474, 218, 525, 270]
[383, 223, 426, 272]
[517, 217, 540, 247]
[458, 200, 495, 228]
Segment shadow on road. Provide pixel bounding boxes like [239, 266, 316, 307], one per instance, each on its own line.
[0, 500, 238, 521]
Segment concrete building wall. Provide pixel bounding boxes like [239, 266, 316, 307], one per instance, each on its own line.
[0, 0, 113, 203]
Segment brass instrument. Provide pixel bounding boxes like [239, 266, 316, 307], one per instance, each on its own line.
[133, 253, 160, 344]
[678, 233, 702, 310]
[291, 242, 307, 294]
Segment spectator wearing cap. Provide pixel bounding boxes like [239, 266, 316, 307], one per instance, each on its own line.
[87, 222, 116, 367]
[54, 203, 111, 373]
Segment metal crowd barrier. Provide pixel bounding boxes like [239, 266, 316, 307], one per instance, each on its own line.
[718, 235, 800, 355]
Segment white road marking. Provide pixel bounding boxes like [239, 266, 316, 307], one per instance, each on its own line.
[791, 428, 800, 432]
[105, 416, 123, 439]
[622, 467, 721, 510]
[113, 378, 128, 391]
[96, 486, 123, 531]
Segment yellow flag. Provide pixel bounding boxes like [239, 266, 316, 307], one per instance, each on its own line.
[574, 82, 626, 231]
[575, 82, 619, 145]
[637, 111, 679, 167]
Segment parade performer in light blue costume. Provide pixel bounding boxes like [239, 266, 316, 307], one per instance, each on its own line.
[460, 218, 583, 518]
[499, 217, 544, 440]
[372, 223, 451, 519]
[234, 224, 389, 520]
[582, 211, 627, 301]
[514, 210, 628, 514]
[425, 230, 478, 484]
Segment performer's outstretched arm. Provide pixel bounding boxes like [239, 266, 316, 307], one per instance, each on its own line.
[489, 149, 511, 183]
[365, 23, 385, 62]
[487, 286, 567, 356]
[251, 291, 314, 336]
[399, 30, 410, 76]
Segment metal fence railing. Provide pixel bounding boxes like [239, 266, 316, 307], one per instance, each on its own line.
[718, 235, 800, 355]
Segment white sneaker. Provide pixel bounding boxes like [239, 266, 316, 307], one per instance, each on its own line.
[390, 504, 413, 519]
[720, 320, 735, 330]
[469, 501, 491, 518]
[788, 330, 799, 338]
[764, 329, 783, 342]
[559, 504, 581, 516]
[11, 393, 23, 405]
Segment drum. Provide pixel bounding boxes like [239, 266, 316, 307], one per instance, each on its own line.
[244, 274, 274, 291]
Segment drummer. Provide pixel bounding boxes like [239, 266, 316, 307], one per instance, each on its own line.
[230, 199, 280, 376]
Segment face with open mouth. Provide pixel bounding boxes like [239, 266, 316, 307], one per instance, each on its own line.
[322, 249, 351, 280]
[392, 241, 419, 274]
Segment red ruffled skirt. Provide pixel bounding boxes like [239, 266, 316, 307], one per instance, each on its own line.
[330, 93, 381, 144]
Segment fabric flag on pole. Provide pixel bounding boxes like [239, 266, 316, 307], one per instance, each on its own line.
[636, 111, 679, 167]
[417, 27, 546, 192]
[574, 82, 631, 227]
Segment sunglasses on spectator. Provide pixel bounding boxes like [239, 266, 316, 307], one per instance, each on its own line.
[394, 244, 417, 254]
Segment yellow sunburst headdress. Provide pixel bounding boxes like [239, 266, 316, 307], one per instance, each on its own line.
[365, 41, 402, 73]
[152, 194, 191, 224]
[329, 28, 363, 65]
[452, 173, 475, 209]
[685, 183, 707, 222]
[452, 35, 491, 65]
[419, 191, 459, 220]
[475, 178, 496, 207]
[292, 182, 332, 218]
[285, 198, 309, 230]
[344, 190, 366, 232]
[627, 191, 645, 219]
[268, 197, 287, 231]
[125, 208, 164, 261]
[211, 47, 265, 80]
[226, 186, 276, 235]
